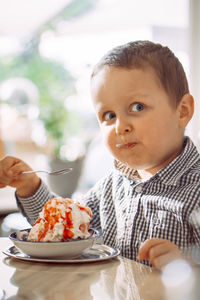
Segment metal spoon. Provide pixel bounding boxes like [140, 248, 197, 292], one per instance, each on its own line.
[21, 168, 73, 175]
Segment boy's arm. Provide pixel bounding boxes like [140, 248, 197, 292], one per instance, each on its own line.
[137, 238, 183, 270]
[0, 155, 102, 228]
[16, 180, 56, 225]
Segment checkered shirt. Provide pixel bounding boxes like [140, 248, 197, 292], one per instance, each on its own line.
[16, 136, 200, 266]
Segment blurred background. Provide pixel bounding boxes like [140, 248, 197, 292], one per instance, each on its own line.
[0, 0, 200, 235]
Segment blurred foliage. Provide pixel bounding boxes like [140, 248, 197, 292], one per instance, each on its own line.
[0, 0, 97, 157]
[0, 51, 79, 156]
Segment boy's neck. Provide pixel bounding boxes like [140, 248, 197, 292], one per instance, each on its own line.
[137, 169, 153, 181]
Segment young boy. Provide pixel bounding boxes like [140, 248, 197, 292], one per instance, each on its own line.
[0, 40, 199, 270]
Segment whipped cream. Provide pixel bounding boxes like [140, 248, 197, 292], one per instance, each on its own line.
[28, 197, 92, 242]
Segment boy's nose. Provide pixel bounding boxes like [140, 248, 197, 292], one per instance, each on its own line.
[115, 118, 132, 135]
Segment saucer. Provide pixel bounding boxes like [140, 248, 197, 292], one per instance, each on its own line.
[3, 243, 120, 263]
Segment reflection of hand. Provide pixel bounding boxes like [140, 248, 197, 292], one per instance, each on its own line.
[0, 155, 40, 197]
[137, 238, 183, 270]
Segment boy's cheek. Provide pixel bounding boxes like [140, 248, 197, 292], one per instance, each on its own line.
[101, 130, 115, 149]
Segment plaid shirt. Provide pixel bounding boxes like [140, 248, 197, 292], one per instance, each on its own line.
[17, 137, 200, 265]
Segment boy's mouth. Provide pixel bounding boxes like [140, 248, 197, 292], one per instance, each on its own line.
[116, 142, 137, 149]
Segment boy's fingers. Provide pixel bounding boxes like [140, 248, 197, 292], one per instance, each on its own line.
[0, 155, 20, 167]
[137, 238, 166, 261]
[138, 239, 183, 270]
[148, 242, 180, 262]
[0, 157, 32, 190]
[151, 253, 171, 270]
[150, 250, 183, 270]
[0, 156, 32, 177]
[9, 162, 31, 177]
[0, 156, 21, 177]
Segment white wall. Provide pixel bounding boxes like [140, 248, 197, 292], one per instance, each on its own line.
[189, 0, 200, 149]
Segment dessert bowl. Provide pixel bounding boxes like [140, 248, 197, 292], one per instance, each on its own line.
[9, 228, 98, 259]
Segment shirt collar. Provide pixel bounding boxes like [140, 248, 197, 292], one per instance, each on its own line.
[114, 159, 140, 182]
[114, 137, 200, 185]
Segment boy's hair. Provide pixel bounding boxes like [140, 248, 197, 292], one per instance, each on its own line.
[91, 40, 189, 107]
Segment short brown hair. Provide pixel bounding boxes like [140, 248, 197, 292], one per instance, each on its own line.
[91, 40, 189, 107]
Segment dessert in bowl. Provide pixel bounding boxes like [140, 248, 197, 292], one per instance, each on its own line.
[9, 197, 98, 258]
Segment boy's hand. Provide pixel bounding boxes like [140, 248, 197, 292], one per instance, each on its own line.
[137, 238, 183, 270]
[0, 155, 41, 197]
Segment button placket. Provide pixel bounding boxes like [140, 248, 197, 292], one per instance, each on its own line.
[126, 196, 133, 229]
[127, 219, 133, 227]
[126, 193, 139, 229]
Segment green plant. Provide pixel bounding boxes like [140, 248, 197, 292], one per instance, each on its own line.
[0, 51, 83, 158]
[0, 0, 96, 158]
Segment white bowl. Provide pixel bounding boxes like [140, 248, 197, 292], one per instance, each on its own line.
[9, 228, 98, 258]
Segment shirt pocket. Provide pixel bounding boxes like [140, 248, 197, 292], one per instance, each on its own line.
[145, 209, 183, 239]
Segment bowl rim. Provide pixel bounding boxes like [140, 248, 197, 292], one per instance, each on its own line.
[9, 228, 98, 244]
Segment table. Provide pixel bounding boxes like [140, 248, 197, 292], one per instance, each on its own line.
[0, 238, 200, 300]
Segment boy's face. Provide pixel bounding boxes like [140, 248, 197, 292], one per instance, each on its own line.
[91, 66, 184, 175]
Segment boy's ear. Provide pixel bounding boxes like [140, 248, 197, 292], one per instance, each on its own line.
[177, 93, 194, 127]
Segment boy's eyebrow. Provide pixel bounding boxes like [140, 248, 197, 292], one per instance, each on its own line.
[127, 92, 156, 104]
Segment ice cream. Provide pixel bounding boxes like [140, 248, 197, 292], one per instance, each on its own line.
[27, 197, 92, 242]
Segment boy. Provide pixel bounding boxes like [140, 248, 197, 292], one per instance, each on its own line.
[0, 40, 199, 270]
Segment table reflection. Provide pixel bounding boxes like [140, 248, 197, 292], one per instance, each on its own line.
[3, 256, 120, 300]
[3, 237, 199, 300]
[90, 257, 163, 300]
[3, 254, 159, 300]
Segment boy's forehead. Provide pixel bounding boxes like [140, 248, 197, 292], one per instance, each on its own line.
[90, 65, 176, 112]
[91, 65, 162, 92]
[92, 64, 159, 80]
[91, 66, 112, 85]
[90, 67, 110, 99]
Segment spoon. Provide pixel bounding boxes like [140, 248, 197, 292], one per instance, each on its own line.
[21, 168, 73, 175]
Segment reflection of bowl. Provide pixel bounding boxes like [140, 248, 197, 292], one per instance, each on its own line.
[9, 228, 98, 258]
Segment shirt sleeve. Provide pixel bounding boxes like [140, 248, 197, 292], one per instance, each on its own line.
[189, 205, 200, 247]
[16, 180, 56, 225]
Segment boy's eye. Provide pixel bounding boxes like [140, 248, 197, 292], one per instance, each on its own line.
[103, 111, 116, 121]
[131, 103, 144, 112]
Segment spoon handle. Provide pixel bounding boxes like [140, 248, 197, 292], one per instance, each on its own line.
[21, 168, 73, 175]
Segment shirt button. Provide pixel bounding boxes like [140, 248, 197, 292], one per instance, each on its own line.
[135, 185, 143, 193]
